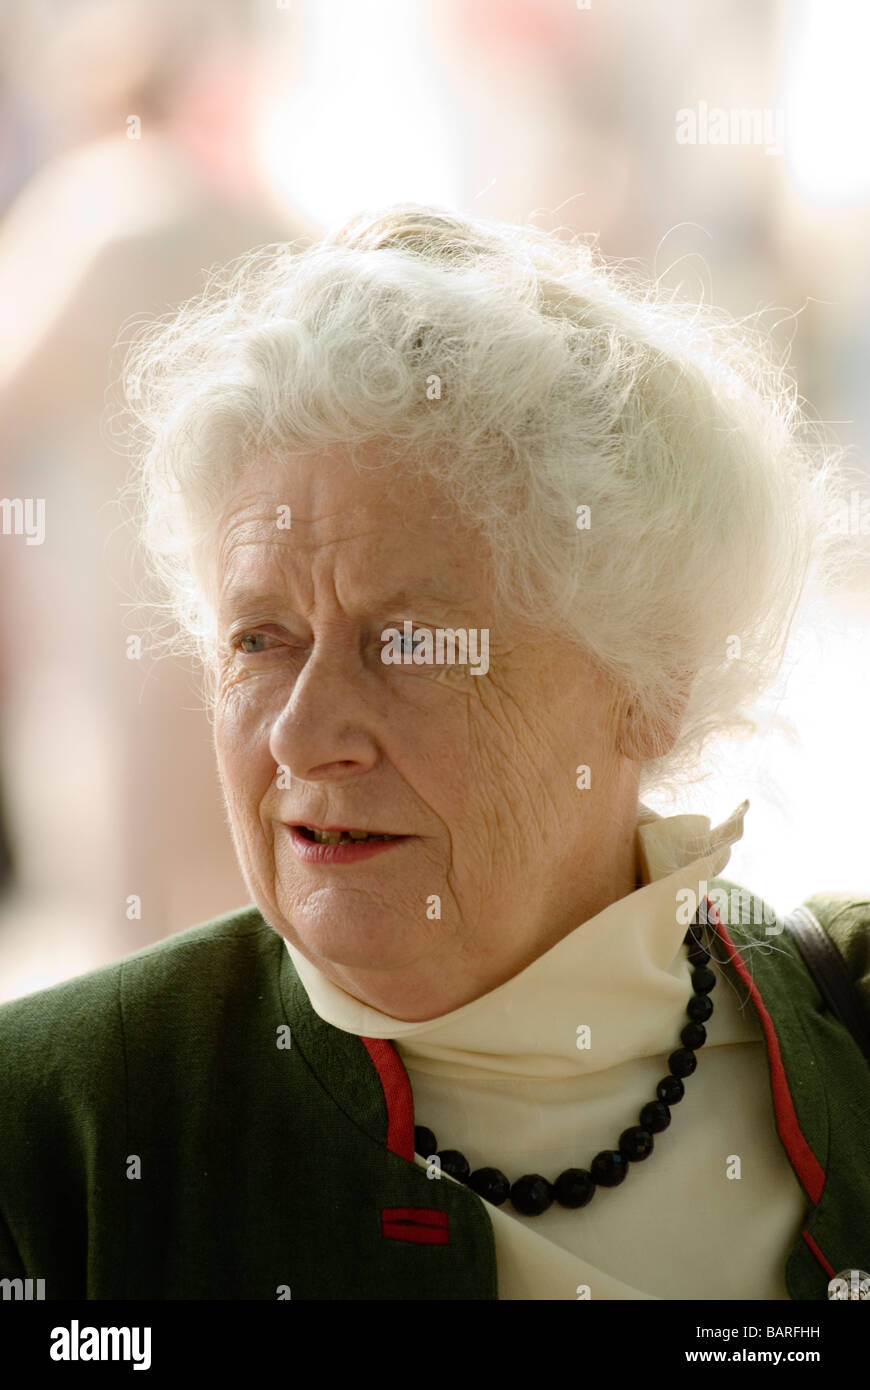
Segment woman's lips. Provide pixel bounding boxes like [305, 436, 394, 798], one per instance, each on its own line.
[284, 825, 412, 863]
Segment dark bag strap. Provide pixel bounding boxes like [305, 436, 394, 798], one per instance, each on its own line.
[784, 904, 870, 1064]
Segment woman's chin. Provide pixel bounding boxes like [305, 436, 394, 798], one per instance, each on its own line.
[276, 900, 433, 975]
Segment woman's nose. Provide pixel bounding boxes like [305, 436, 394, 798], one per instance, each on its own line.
[267, 645, 380, 780]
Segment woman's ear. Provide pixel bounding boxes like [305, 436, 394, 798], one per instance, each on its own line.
[615, 676, 694, 762]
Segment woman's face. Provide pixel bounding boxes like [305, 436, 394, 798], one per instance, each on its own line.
[209, 446, 639, 1019]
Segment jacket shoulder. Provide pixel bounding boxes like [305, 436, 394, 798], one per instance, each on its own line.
[0, 904, 276, 1082]
[797, 891, 870, 1018]
[707, 875, 870, 1034]
[800, 891, 870, 962]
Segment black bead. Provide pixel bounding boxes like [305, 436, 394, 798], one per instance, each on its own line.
[640, 1099, 671, 1132]
[657, 1074, 685, 1105]
[619, 1125, 654, 1161]
[553, 1168, 596, 1208]
[414, 1125, 437, 1158]
[669, 1047, 697, 1078]
[686, 939, 710, 967]
[510, 1174, 553, 1215]
[466, 1167, 511, 1206]
[438, 1149, 470, 1182]
[681, 1020, 707, 1050]
[687, 992, 714, 1022]
[691, 965, 717, 994]
[590, 1149, 628, 1187]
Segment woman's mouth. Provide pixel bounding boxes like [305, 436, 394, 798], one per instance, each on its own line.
[286, 824, 411, 863]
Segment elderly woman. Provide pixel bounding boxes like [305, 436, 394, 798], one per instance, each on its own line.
[0, 204, 868, 1304]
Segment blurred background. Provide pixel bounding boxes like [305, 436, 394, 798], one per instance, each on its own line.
[0, 0, 867, 999]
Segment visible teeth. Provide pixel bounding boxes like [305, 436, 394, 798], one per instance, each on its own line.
[309, 828, 393, 844]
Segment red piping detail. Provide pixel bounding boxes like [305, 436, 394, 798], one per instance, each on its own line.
[704, 897, 826, 1206]
[382, 1207, 450, 1245]
[360, 1037, 415, 1161]
[802, 1230, 836, 1278]
[361, 1038, 452, 1247]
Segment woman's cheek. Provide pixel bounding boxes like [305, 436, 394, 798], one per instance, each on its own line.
[214, 682, 278, 796]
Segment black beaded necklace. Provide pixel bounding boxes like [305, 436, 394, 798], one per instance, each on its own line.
[412, 906, 717, 1217]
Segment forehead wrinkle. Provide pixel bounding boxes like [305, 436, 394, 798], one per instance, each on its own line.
[217, 548, 312, 625]
[216, 532, 295, 598]
[215, 502, 379, 581]
[218, 537, 479, 626]
[225, 502, 393, 550]
[214, 483, 483, 622]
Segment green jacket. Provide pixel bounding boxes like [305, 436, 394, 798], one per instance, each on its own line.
[0, 879, 868, 1300]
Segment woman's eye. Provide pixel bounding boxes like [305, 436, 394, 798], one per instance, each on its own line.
[383, 626, 475, 685]
[234, 632, 280, 655]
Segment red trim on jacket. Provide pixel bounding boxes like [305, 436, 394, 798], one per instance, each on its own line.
[362, 1037, 453, 1247]
[802, 1230, 836, 1278]
[360, 1036, 415, 1161]
[382, 1207, 450, 1245]
[705, 896, 827, 1206]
